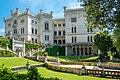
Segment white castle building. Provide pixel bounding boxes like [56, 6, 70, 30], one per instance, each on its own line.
[4, 7, 99, 56]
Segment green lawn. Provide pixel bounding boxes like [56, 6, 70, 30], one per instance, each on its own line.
[0, 57, 40, 67]
[19, 67, 114, 80]
[49, 56, 98, 61]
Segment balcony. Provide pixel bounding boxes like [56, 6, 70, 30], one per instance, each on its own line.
[54, 35, 65, 39]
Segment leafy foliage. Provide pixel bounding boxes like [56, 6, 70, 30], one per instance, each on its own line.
[25, 43, 41, 52]
[0, 50, 18, 57]
[94, 32, 113, 54]
[113, 28, 120, 51]
[45, 45, 65, 56]
[0, 36, 11, 49]
[0, 66, 61, 80]
[80, 0, 120, 30]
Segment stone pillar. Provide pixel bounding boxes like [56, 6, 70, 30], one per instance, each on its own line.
[83, 47, 85, 56]
[79, 47, 81, 56]
[23, 40, 25, 57]
[65, 46, 68, 56]
[12, 39, 15, 51]
[87, 47, 89, 55]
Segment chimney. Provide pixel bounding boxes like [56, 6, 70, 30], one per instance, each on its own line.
[63, 6, 67, 11]
[50, 11, 53, 15]
[16, 8, 19, 13]
[40, 9, 42, 14]
[26, 8, 29, 13]
[4, 17, 6, 21]
[11, 10, 14, 16]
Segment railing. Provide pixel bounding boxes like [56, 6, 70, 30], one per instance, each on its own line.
[87, 69, 120, 78]
[11, 64, 44, 71]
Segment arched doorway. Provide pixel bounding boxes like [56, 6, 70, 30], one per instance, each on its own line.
[77, 47, 79, 56]
[81, 47, 83, 55]
[85, 47, 88, 55]
[89, 47, 92, 55]
[16, 47, 23, 57]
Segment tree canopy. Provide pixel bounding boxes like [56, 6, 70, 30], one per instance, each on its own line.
[79, 0, 120, 30]
[94, 32, 113, 54]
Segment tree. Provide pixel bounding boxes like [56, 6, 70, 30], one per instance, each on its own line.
[113, 28, 120, 51]
[94, 32, 113, 55]
[78, 0, 120, 30]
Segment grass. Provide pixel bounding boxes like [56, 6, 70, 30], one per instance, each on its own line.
[19, 67, 114, 80]
[0, 57, 40, 67]
[49, 56, 98, 61]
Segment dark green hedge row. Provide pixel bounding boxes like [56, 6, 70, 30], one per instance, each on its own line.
[0, 50, 18, 57]
[45, 45, 65, 56]
[60, 61, 98, 66]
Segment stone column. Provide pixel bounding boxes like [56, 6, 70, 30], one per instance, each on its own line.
[23, 40, 25, 57]
[65, 46, 68, 56]
[83, 47, 85, 56]
[79, 47, 81, 56]
[87, 47, 89, 55]
[12, 41, 15, 51]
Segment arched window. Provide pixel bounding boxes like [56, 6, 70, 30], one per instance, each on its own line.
[77, 47, 79, 55]
[81, 47, 83, 55]
[85, 47, 88, 55]
[14, 20, 17, 24]
[58, 40, 61, 44]
[89, 47, 92, 55]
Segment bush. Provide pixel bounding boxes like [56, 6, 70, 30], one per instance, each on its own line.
[45, 45, 65, 56]
[0, 66, 61, 80]
[0, 50, 18, 57]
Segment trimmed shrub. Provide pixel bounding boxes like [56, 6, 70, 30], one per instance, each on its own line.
[45, 45, 65, 56]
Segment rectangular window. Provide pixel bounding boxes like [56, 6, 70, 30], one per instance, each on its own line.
[32, 38, 34, 43]
[63, 23, 65, 26]
[14, 29, 17, 34]
[45, 35, 49, 41]
[58, 31, 61, 35]
[21, 20, 24, 23]
[91, 36, 92, 42]
[74, 27, 76, 33]
[88, 36, 89, 42]
[72, 37, 77, 43]
[45, 22, 49, 30]
[75, 37, 76, 43]
[54, 24, 57, 27]
[71, 18, 77, 23]
[87, 28, 92, 32]
[32, 28, 34, 34]
[58, 24, 61, 27]
[23, 28, 24, 34]
[54, 40, 57, 44]
[54, 31, 57, 35]
[8, 24, 11, 26]
[35, 39, 37, 43]
[47, 35, 49, 41]
[72, 27, 73, 33]
[63, 31, 65, 35]
[35, 29, 37, 34]
[31, 20, 34, 23]
[35, 21, 37, 24]
[72, 37, 74, 43]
